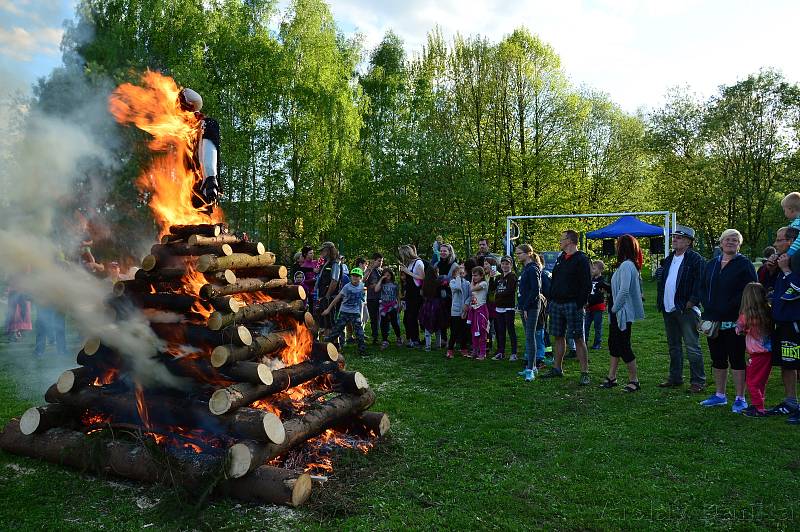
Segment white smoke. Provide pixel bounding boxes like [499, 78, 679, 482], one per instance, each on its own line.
[0, 69, 186, 393]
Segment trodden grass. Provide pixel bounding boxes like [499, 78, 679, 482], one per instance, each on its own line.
[0, 280, 799, 530]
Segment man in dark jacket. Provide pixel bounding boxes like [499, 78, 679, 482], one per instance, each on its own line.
[762, 227, 800, 419]
[656, 225, 706, 392]
[540, 230, 592, 384]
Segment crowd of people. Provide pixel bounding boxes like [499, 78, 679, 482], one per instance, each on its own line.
[7, 191, 800, 424]
[298, 191, 800, 422]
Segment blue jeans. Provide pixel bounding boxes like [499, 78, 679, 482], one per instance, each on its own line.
[522, 303, 540, 370]
[584, 310, 604, 347]
[325, 311, 366, 351]
[536, 328, 545, 361]
[663, 310, 705, 385]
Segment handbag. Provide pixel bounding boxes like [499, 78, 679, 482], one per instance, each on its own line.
[698, 320, 721, 339]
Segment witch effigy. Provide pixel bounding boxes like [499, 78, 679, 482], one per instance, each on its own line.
[177, 88, 221, 213]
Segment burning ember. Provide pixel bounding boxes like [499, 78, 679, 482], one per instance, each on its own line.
[0, 72, 387, 508]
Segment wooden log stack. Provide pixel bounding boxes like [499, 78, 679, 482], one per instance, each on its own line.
[0, 222, 388, 507]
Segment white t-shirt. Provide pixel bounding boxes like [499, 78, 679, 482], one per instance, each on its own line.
[470, 281, 488, 308]
[663, 253, 684, 312]
[409, 259, 425, 288]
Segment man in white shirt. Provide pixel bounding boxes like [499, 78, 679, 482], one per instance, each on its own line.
[656, 225, 706, 392]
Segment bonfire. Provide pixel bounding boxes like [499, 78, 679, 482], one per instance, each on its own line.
[0, 72, 388, 508]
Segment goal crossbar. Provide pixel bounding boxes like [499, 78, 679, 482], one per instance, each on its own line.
[505, 211, 677, 257]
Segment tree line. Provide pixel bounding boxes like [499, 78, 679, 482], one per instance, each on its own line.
[19, 0, 800, 262]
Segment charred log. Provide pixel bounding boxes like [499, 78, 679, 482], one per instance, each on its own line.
[226, 389, 376, 478]
[208, 360, 339, 415]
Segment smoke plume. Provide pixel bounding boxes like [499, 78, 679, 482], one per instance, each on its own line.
[0, 65, 186, 397]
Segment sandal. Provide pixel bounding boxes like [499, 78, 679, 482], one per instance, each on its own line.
[599, 377, 617, 389]
[622, 381, 641, 393]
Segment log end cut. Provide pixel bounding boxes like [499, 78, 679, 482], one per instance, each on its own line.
[56, 370, 78, 394]
[209, 389, 232, 415]
[19, 407, 41, 436]
[83, 338, 101, 356]
[210, 346, 231, 368]
[257, 364, 273, 386]
[141, 254, 158, 271]
[289, 473, 312, 507]
[222, 269, 237, 284]
[207, 313, 225, 331]
[227, 442, 256, 478]
[262, 412, 286, 445]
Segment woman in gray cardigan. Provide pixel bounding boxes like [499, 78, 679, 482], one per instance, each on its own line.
[600, 235, 646, 392]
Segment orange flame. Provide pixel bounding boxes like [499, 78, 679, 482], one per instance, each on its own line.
[250, 399, 282, 418]
[109, 70, 223, 234]
[280, 321, 313, 367]
[134, 382, 152, 430]
[91, 368, 119, 387]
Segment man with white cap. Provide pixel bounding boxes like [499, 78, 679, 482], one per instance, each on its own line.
[178, 87, 221, 211]
[656, 224, 707, 392]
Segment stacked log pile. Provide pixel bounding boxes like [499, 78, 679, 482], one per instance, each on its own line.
[0, 223, 389, 507]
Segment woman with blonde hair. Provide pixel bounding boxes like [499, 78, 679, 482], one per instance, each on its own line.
[399, 245, 425, 347]
[699, 229, 757, 412]
[515, 244, 541, 381]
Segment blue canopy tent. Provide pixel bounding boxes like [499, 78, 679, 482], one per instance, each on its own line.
[585, 215, 665, 239]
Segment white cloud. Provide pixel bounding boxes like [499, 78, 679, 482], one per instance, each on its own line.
[0, 24, 62, 60]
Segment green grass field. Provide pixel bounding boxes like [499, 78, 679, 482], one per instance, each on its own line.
[1, 281, 799, 530]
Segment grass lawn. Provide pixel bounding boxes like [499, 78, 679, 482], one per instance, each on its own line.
[1, 280, 799, 530]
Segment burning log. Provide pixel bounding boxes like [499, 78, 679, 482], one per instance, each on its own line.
[209, 360, 340, 415]
[150, 323, 252, 347]
[76, 340, 122, 371]
[199, 278, 287, 299]
[19, 405, 74, 435]
[135, 267, 187, 282]
[56, 367, 97, 393]
[43, 384, 285, 444]
[140, 253, 189, 272]
[203, 269, 237, 285]
[346, 411, 391, 438]
[196, 252, 276, 273]
[150, 242, 233, 258]
[0, 420, 309, 506]
[187, 233, 239, 246]
[219, 361, 273, 385]
[169, 223, 223, 238]
[209, 296, 242, 314]
[210, 334, 287, 367]
[117, 293, 199, 313]
[113, 277, 182, 296]
[226, 389, 376, 478]
[207, 299, 305, 331]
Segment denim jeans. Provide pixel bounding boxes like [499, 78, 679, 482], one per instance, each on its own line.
[584, 310, 604, 347]
[535, 328, 545, 361]
[325, 311, 366, 351]
[522, 303, 540, 369]
[663, 310, 705, 385]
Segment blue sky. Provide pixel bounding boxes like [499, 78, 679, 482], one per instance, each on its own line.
[2, 0, 799, 112]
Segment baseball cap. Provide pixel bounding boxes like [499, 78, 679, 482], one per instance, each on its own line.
[350, 267, 364, 277]
[672, 225, 695, 240]
[318, 241, 335, 251]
